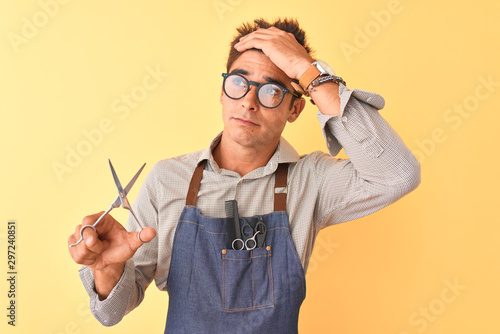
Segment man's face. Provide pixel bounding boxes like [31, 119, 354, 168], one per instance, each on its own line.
[220, 50, 304, 151]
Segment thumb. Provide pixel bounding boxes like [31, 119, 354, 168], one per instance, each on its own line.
[128, 227, 156, 250]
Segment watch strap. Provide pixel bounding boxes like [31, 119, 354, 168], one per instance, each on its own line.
[299, 64, 321, 91]
[291, 64, 321, 97]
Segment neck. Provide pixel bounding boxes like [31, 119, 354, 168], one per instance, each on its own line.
[213, 134, 279, 176]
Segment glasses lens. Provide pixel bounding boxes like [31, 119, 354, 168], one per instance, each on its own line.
[258, 84, 284, 108]
[225, 74, 248, 99]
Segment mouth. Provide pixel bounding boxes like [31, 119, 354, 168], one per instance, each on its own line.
[233, 117, 259, 127]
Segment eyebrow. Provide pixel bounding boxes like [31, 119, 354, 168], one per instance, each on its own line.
[229, 68, 288, 89]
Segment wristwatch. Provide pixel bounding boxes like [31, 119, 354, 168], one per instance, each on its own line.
[291, 60, 342, 97]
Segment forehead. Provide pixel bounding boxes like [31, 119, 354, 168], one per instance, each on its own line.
[229, 50, 292, 88]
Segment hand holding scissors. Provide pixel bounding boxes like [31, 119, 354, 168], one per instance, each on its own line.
[67, 159, 157, 299]
[69, 159, 150, 248]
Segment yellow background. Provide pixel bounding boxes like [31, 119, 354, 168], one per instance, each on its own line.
[1, 0, 499, 333]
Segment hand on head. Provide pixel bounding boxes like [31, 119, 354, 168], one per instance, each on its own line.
[234, 26, 314, 81]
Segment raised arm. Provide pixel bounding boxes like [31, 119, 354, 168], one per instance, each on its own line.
[234, 26, 420, 227]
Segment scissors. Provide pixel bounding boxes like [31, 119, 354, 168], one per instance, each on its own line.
[231, 217, 267, 250]
[69, 159, 146, 248]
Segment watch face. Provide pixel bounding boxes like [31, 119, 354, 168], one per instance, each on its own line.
[315, 60, 335, 76]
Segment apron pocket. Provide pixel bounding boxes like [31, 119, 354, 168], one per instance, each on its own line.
[222, 246, 274, 312]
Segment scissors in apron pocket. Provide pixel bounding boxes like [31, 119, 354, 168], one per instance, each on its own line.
[231, 217, 267, 250]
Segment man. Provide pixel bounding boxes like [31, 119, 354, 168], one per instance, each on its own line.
[68, 18, 420, 333]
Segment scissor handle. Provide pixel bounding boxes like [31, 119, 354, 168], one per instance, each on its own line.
[69, 225, 96, 248]
[232, 238, 245, 250]
[240, 218, 253, 238]
[244, 231, 260, 250]
[69, 205, 114, 248]
[232, 218, 265, 250]
[70, 221, 144, 248]
[255, 220, 267, 248]
[255, 221, 266, 234]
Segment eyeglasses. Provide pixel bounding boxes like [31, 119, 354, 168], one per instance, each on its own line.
[221, 73, 300, 109]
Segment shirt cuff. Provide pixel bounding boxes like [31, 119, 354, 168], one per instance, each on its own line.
[317, 83, 386, 157]
[78, 259, 136, 326]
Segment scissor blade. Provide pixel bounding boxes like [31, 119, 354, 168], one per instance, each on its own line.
[109, 159, 126, 195]
[110, 195, 122, 208]
[123, 163, 146, 195]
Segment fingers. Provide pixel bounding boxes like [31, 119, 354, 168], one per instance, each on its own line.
[238, 26, 287, 41]
[234, 35, 268, 52]
[84, 228, 108, 254]
[82, 211, 105, 226]
[233, 27, 313, 80]
[235, 27, 291, 51]
[139, 227, 156, 243]
[82, 211, 115, 235]
[67, 212, 110, 248]
[129, 227, 156, 251]
[68, 233, 99, 266]
[68, 213, 157, 270]
[68, 212, 116, 266]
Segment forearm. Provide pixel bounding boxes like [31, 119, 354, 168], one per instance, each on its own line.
[93, 263, 125, 300]
[309, 81, 342, 116]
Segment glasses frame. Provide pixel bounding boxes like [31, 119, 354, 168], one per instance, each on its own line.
[221, 73, 300, 109]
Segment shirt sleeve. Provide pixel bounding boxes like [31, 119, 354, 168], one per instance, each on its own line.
[78, 162, 161, 326]
[78, 259, 138, 326]
[314, 83, 421, 228]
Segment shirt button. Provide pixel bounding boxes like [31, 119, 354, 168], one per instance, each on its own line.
[327, 136, 332, 143]
[342, 116, 348, 123]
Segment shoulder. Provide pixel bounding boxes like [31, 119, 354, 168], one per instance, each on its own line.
[158, 150, 203, 170]
[145, 150, 204, 186]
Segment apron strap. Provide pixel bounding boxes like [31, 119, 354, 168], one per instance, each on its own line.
[186, 160, 207, 206]
[274, 163, 289, 212]
[185, 160, 289, 211]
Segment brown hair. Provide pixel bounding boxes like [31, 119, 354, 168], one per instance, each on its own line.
[225, 17, 314, 75]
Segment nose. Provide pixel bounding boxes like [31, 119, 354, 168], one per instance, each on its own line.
[241, 85, 259, 111]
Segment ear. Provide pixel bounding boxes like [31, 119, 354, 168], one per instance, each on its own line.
[220, 88, 224, 104]
[287, 97, 306, 123]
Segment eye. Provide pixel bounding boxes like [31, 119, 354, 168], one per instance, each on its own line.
[262, 85, 281, 96]
[231, 75, 247, 88]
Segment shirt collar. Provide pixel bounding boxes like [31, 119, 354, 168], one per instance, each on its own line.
[198, 132, 300, 178]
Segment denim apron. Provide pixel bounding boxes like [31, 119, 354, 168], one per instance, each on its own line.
[164, 161, 306, 333]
